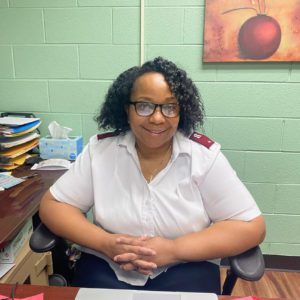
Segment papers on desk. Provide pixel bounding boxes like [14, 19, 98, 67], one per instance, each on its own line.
[0, 116, 40, 127]
[31, 158, 72, 170]
[75, 288, 218, 300]
[0, 132, 40, 149]
[0, 118, 41, 136]
[0, 117, 41, 170]
[0, 263, 15, 279]
[0, 173, 25, 190]
[0, 139, 39, 167]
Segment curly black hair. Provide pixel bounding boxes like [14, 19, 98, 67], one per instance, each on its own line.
[95, 57, 205, 136]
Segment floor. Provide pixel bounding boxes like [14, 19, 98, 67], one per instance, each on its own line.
[220, 268, 300, 299]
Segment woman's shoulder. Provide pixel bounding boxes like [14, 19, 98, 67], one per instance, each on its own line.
[188, 132, 216, 150]
[88, 131, 121, 145]
[184, 132, 222, 176]
[182, 131, 221, 154]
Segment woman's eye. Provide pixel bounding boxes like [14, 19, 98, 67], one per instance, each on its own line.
[165, 104, 176, 112]
[139, 103, 152, 110]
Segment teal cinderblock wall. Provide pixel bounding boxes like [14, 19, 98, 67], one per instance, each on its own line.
[0, 0, 299, 257]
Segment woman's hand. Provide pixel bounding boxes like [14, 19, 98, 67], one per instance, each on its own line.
[113, 236, 177, 274]
[103, 234, 158, 275]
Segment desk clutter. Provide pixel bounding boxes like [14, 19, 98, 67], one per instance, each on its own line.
[0, 115, 84, 173]
[0, 219, 33, 264]
[0, 114, 41, 171]
[0, 218, 53, 287]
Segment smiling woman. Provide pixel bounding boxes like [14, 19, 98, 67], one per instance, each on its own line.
[39, 57, 265, 294]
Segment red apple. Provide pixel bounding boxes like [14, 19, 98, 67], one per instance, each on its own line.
[238, 14, 281, 59]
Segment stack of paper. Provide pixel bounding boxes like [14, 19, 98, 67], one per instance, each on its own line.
[0, 117, 41, 170]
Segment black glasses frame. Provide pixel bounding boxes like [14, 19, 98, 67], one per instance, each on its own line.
[128, 101, 179, 118]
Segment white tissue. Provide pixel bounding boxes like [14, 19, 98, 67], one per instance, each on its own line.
[48, 121, 72, 139]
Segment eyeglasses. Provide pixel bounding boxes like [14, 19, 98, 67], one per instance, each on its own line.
[128, 101, 179, 118]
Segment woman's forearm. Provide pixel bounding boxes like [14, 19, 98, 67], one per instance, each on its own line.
[173, 215, 265, 262]
[39, 190, 111, 254]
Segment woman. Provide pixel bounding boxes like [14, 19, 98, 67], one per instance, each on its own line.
[39, 57, 265, 293]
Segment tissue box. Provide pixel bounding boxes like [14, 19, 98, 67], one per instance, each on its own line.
[0, 218, 33, 263]
[39, 136, 83, 160]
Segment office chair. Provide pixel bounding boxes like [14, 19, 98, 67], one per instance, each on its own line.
[30, 222, 265, 295]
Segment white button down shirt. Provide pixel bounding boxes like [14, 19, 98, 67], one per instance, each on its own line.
[50, 131, 261, 285]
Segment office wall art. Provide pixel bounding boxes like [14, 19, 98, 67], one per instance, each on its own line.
[203, 0, 300, 62]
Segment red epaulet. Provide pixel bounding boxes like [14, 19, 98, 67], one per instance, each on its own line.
[97, 131, 119, 140]
[189, 132, 214, 149]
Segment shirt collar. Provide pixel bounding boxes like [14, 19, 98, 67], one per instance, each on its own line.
[117, 131, 136, 156]
[118, 130, 192, 158]
[172, 131, 191, 159]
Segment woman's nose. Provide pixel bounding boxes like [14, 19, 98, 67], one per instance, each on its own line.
[149, 107, 165, 123]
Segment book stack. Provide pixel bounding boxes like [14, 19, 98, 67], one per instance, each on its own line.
[0, 117, 41, 171]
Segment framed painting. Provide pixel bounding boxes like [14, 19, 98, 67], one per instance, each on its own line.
[203, 0, 300, 62]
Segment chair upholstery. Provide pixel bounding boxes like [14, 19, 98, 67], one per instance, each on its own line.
[30, 222, 265, 294]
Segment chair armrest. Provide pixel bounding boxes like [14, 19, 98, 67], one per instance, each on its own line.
[30, 222, 63, 253]
[228, 246, 265, 281]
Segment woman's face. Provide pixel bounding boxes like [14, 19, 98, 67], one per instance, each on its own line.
[127, 72, 180, 151]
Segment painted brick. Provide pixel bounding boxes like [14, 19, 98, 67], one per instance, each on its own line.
[200, 116, 213, 138]
[147, 46, 216, 81]
[282, 119, 300, 151]
[44, 8, 112, 43]
[222, 150, 245, 179]
[245, 183, 276, 214]
[199, 82, 300, 118]
[48, 80, 111, 114]
[290, 63, 300, 82]
[82, 114, 99, 144]
[0, 0, 298, 258]
[0, 9, 44, 43]
[212, 118, 283, 151]
[245, 152, 300, 184]
[216, 63, 290, 82]
[9, 0, 76, 7]
[275, 185, 300, 214]
[79, 45, 139, 79]
[78, 0, 139, 6]
[264, 214, 300, 243]
[183, 7, 204, 44]
[0, 0, 8, 7]
[0, 46, 13, 78]
[145, 0, 204, 6]
[259, 242, 270, 254]
[35, 113, 83, 138]
[145, 8, 184, 44]
[0, 80, 49, 111]
[113, 8, 140, 44]
[269, 243, 300, 256]
[14, 45, 78, 79]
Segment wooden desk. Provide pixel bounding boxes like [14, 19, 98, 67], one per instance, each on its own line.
[0, 284, 287, 300]
[0, 283, 78, 300]
[0, 166, 64, 248]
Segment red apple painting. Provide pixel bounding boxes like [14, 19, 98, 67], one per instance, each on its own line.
[203, 0, 300, 62]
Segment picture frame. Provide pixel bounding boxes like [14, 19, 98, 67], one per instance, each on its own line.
[203, 0, 300, 62]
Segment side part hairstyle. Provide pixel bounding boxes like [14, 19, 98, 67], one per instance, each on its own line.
[95, 57, 205, 136]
